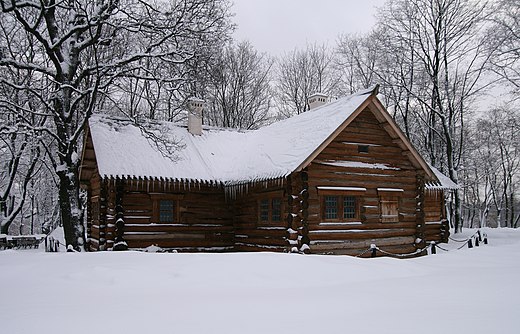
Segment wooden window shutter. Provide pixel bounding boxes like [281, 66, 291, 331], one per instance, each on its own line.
[380, 197, 399, 223]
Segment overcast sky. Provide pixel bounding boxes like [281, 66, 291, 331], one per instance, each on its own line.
[232, 0, 387, 56]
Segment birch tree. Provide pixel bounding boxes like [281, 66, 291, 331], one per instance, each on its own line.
[0, 0, 233, 249]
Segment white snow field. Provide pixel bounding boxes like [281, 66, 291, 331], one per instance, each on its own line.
[0, 228, 519, 334]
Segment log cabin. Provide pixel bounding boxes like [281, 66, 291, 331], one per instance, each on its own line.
[79, 85, 457, 257]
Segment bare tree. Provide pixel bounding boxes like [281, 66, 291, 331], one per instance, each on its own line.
[375, 0, 494, 232]
[465, 106, 520, 228]
[205, 41, 273, 130]
[275, 43, 338, 116]
[0, 0, 233, 249]
[488, 0, 520, 93]
[335, 33, 378, 95]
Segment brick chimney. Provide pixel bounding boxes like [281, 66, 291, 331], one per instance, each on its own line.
[187, 97, 204, 135]
[308, 93, 328, 110]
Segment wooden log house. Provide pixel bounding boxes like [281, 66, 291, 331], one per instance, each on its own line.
[79, 86, 457, 256]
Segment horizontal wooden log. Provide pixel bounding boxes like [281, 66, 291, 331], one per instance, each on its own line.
[234, 243, 287, 252]
[234, 228, 288, 238]
[308, 221, 417, 231]
[124, 224, 233, 233]
[310, 236, 415, 251]
[234, 236, 287, 247]
[308, 228, 417, 240]
[126, 239, 233, 249]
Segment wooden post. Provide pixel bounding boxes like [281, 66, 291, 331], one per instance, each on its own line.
[468, 239, 473, 248]
[415, 172, 426, 250]
[287, 173, 304, 252]
[113, 178, 128, 251]
[105, 178, 117, 250]
[371, 244, 377, 258]
[99, 179, 108, 251]
[300, 169, 310, 253]
[85, 187, 92, 251]
[430, 241, 436, 255]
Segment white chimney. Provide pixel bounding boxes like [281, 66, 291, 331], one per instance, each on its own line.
[187, 97, 204, 135]
[308, 93, 328, 110]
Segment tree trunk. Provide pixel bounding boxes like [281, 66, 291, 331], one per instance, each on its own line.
[57, 168, 84, 251]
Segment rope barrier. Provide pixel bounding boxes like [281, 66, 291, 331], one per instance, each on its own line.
[355, 247, 374, 258]
[448, 236, 469, 243]
[456, 239, 472, 250]
[449, 230, 480, 243]
[434, 244, 450, 252]
[353, 229, 487, 258]
[375, 244, 430, 258]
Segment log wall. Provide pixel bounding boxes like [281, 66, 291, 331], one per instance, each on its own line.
[424, 190, 450, 243]
[305, 106, 424, 256]
[233, 179, 289, 252]
[113, 179, 234, 251]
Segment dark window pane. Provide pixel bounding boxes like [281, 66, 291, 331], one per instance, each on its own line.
[325, 196, 338, 219]
[358, 145, 369, 153]
[259, 199, 269, 222]
[343, 196, 356, 219]
[159, 200, 175, 223]
[272, 198, 281, 222]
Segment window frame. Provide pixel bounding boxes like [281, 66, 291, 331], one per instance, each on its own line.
[257, 192, 284, 224]
[317, 187, 365, 222]
[151, 194, 182, 224]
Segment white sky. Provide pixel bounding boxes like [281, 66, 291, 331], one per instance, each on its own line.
[232, 0, 387, 56]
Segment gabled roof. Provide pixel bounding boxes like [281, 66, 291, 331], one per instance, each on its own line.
[84, 86, 452, 188]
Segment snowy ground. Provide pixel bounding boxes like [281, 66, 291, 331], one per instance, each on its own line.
[0, 228, 519, 334]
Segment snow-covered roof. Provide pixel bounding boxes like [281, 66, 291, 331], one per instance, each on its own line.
[87, 86, 452, 189]
[426, 165, 459, 190]
[89, 88, 373, 184]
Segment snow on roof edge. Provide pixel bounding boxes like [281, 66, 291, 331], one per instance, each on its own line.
[87, 87, 377, 185]
[426, 165, 459, 190]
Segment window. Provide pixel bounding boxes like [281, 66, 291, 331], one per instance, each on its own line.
[259, 199, 269, 222]
[377, 188, 403, 223]
[159, 200, 175, 223]
[380, 197, 399, 223]
[324, 196, 338, 219]
[358, 145, 369, 153]
[271, 198, 282, 222]
[343, 196, 356, 218]
[258, 196, 283, 223]
[317, 187, 365, 222]
[151, 195, 182, 223]
[322, 195, 359, 221]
